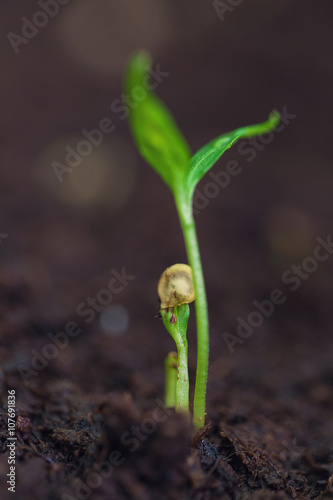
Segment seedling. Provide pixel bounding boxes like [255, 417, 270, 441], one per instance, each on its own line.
[158, 264, 195, 412]
[125, 51, 280, 430]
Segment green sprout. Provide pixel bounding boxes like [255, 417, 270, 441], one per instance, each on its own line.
[125, 51, 280, 431]
[164, 351, 178, 409]
[161, 306, 190, 412]
[158, 263, 194, 413]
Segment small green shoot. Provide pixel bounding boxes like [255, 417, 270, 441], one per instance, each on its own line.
[125, 51, 280, 431]
[164, 352, 178, 408]
[158, 264, 194, 413]
[161, 305, 190, 412]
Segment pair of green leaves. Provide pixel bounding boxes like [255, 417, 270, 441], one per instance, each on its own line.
[125, 51, 280, 207]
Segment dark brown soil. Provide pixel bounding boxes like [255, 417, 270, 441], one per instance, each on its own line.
[1, 1, 333, 499]
[1, 307, 333, 500]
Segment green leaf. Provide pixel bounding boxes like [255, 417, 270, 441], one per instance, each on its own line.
[187, 111, 280, 198]
[125, 51, 191, 190]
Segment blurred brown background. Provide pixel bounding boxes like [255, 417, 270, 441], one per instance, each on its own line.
[1, 0, 333, 404]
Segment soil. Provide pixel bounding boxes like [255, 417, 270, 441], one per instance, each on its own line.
[1, 299, 333, 500]
[1, 1, 333, 499]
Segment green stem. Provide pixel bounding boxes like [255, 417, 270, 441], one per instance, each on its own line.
[164, 351, 177, 408]
[175, 192, 209, 430]
[160, 305, 190, 413]
[175, 333, 189, 412]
